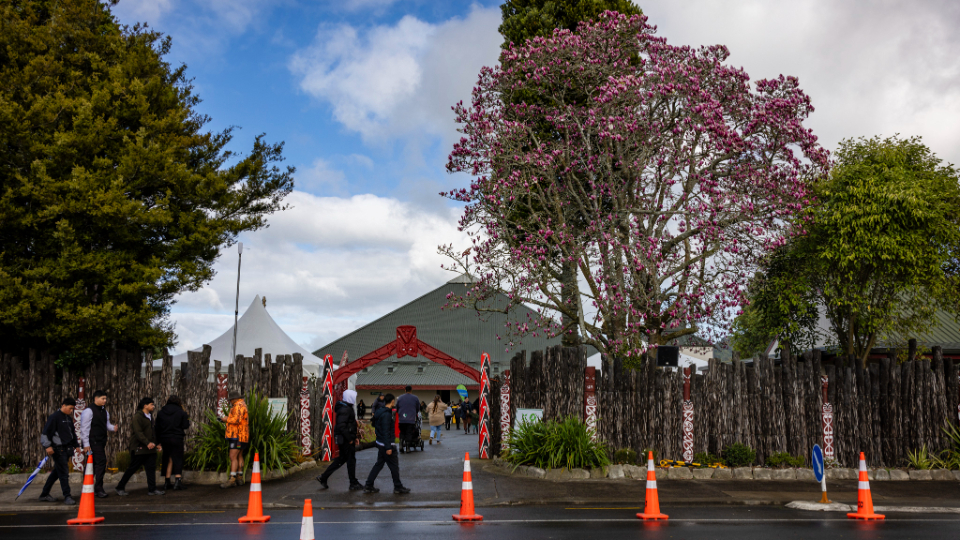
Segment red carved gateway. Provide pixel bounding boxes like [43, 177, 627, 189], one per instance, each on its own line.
[320, 355, 336, 461]
[319, 326, 485, 459]
[822, 375, 835, 460]
[478, 353, 491, 459]
[332, 326, 481, 384]
[682, 367, 694, 463]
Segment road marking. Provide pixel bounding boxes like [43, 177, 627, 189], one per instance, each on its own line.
[3, 517, 960, 528]
[566, 507, 641, 510]
[149, 511, 225, 514]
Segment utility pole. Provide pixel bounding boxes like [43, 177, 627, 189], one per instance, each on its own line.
[231, 242, 243, 368]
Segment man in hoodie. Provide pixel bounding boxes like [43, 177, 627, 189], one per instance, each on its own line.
[38, 398, 79, 504]
[315, 389, 362, 491]
[363, 393, 410, 494]
[79, 390, 116, 498]
[155, 395, 190, 491]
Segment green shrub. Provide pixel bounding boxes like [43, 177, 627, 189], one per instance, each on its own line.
[694, 452, 725, 466]
[504, 416, 610, 470]
[722, 442, 756, 467]
[187, 390, 299, 474]
[907, 446, 933, 470]
[765, 452, 805, 468]
[613, 448, 638, 465]
[4, 464, 22, 474]
[113, 451, 131, 472]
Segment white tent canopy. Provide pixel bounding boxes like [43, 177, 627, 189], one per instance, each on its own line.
[170, 295, 348, 382]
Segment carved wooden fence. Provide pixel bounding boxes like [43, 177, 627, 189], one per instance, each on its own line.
[504, 345, 960, 468]
[0, 346, 316, 471]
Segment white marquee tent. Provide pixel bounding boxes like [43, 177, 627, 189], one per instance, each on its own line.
[170, 295, 352, 383]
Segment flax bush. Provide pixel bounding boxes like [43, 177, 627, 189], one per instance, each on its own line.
[503, 416, 609, 471]
[187, 390, 299, 474]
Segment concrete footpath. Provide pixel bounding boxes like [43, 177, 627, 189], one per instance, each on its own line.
[3, 430, 960, 512]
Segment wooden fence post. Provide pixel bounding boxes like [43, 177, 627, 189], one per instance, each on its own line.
[681, 366, 694, 462]
[499, 369, 511, 448]
[319, 355, 335, 462]
[71, 377, 87, 472]
[584, 366, 598, 442]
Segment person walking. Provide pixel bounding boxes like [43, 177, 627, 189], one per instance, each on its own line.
[357, 399, 366, 420]
[460, 398, 472, 434]
[79, 390, 116, 498]
[220, 391, 249, 488]
[426, 396, 447, 444]
[363, 394, 410, 494]
[115, 397, 164, 496]
[38, 398, 79, 505]
[396, 386, 419, 454]
[443, 402, 452, 430]
[155, 395, 190, 491]
[316, 389, 362, 491]
[452, 401, 460, 430]
[371, 394, 385, 415]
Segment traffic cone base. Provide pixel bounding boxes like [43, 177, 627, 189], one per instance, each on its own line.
[847, 452, 884, 520]
[68, 455, 105, 525]
[300, 499, 315, 540]
[637, 451, 668, 521]
[239, 453, 271, 523]
[452, 452, 483, 522]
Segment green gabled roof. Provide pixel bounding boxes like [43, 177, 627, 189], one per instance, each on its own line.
[875, 308, 960, 351]
[313, 275, 585, 383]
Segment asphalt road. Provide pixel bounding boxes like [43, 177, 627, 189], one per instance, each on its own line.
[1, 505, 958, 539]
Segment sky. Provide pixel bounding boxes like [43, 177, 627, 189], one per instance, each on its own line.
[107, 0, 960, 355]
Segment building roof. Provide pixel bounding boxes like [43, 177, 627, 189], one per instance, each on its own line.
[314, 274, 584, 386]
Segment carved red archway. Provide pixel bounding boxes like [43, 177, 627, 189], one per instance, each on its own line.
[332, 325, 481, 384]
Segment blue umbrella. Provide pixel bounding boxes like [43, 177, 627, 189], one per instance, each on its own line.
[15, 456, 48, 500]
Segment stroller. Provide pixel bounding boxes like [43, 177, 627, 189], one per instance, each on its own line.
[401, 413, 425, 452]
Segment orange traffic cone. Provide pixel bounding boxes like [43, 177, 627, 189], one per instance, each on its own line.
[238, 453, 270, 523]
[300, 499, 315, 540]
[67, 454, 104, 525]
[847, 452, 884, 520]
[637, 451, 668, 521]
[452, 452, 483, 522]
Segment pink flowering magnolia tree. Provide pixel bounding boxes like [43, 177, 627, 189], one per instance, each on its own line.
[440, 12, 829, 360]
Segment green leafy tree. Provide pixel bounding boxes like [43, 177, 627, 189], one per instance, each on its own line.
[0, 0, 294, 367]
[500, 0, 642, 47]
[733, 136, 960, 368]
[731, 246, 821, 359]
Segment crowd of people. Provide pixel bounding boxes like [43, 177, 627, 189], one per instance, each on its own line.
[37, 390, 250, 504]
[36, 385, 482, 504]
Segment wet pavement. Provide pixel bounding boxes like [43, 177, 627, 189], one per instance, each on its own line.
[1, 505, 959, 539]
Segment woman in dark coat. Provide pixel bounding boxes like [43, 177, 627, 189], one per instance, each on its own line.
[155, 396, 190, 491]
[357, 400, 367, 419]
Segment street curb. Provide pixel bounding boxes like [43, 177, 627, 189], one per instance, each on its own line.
[786, 501, 960, 514]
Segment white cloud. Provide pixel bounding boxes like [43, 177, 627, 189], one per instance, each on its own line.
[111, 0, 281, 58]
[169, 191, 468, 354]
[298, 158, 347, 193]
[289, 5, 502, 144]
[643, 0, 960, 163]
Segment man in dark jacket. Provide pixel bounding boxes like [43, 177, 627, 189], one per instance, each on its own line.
[155, 395, 190, 491]
[363, 394, 410, 494]
[115, 397, 164, 496]
[315, 389, 362, 491]
[396, 386, 420, 453]
[38, 398, 79, 504]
